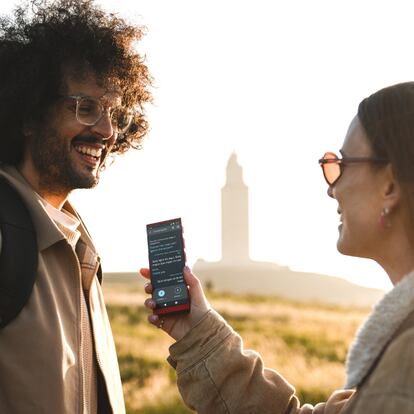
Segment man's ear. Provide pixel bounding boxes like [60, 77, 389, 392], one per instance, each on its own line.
[382, 164, 400, 209]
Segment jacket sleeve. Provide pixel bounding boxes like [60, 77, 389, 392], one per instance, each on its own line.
[168, 310, 351, 414]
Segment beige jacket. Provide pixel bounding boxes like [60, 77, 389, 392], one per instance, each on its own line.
[168, 272, 414, 414]
[0, 166, 125, 413]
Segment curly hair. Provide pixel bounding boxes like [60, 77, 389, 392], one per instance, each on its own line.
[0, 0, 152, 165]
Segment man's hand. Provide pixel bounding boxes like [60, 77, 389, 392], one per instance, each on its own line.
[140, 266, 211, 341]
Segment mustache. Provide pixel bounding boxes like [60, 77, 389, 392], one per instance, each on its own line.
[72, 135, 100, 145]
[71, 135, 110, 146]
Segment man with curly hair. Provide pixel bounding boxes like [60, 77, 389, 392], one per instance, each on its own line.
[0, 1, 151, 412]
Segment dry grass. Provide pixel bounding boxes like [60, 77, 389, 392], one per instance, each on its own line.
[103, 281, 369, 413]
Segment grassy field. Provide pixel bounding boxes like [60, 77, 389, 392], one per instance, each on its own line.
[104, 279, 370, 414]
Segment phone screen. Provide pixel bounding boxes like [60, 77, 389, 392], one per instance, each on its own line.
[146, 218, 190, 315]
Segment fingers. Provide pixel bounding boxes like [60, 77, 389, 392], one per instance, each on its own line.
[298, 404, 314, 414]
[147, 312, 166, 330]
[144, 282, 153, 294]
[144, 297, 156, 310]
[148, 313, 161, 326]
[313, 403, 326, 414]
[330, 389, 355, 401]
[325, 389, 355, 412]
[144, 299, 164, 328]
[142, 266, 209, 339]
[140, 269, 153, 293]
[139, 268, 151, 279]
[141, 268, 165, 330]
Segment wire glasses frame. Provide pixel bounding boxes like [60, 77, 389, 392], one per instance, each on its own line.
[318, 151, 388, 186]
[64, 94, 134, 134]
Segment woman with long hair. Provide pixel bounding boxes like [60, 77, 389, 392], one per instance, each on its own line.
[142, 82, 414, 413]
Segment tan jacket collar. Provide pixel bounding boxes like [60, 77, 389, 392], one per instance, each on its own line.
[61, 198, 97, 255]
[0, 165, 96, 253]
[345, 270, 414, 388]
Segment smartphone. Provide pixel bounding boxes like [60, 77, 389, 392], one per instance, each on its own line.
[146, 218, 190, 315]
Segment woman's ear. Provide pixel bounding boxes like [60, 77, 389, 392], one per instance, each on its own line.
[382, 164, 400, 209]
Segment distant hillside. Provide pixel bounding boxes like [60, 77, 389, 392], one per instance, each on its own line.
[103, 263, 385, 308]
[193, 260, 384, 307]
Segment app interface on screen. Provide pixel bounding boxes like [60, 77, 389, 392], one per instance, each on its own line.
[147, 219, 188, 308]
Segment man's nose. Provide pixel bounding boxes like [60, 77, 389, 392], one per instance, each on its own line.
[91, 110, 116, 142]
[327, 185, 335, 198]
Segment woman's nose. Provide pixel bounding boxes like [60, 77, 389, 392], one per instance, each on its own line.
[327, 186, 335, 199]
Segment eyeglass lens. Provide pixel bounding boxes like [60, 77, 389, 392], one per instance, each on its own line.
[76, 97, 132, 133]
[322, 152, 341, 185]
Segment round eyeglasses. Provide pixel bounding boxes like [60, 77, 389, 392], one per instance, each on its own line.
[318, 151, 388, 186]
[64, 94, 134, 134]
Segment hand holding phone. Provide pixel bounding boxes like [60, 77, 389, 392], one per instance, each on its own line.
[141, 266, 211, 341]
[143, 217, 211, 340]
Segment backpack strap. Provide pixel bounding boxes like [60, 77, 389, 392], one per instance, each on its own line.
[0, 176, 38, 328]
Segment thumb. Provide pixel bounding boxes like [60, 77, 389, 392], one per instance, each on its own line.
[183, 265, 200, 287]
[183, 266, 210, 310]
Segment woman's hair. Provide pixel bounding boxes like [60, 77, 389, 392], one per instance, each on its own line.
[358, 82, 414, 225]
[0, 0, 152, 165]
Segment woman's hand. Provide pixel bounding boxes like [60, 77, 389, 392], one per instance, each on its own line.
[140, 266, 211, 341]
[310, 389, 354, 414]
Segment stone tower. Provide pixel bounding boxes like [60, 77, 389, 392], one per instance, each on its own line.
[221, 152, 249, 262]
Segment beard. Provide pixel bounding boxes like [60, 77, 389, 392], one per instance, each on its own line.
[28, 126, 102, 196]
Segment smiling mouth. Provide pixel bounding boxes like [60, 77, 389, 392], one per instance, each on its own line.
[73, 143, 103, 165]
[74, 144, 102, 157]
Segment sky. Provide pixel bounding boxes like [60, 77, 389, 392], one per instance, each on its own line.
[3, 0, 414, 290]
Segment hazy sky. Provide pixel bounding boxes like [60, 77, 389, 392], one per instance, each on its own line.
[2, 0, 414, 290]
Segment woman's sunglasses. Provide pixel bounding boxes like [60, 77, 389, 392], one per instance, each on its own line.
[318, 152, 388, 186]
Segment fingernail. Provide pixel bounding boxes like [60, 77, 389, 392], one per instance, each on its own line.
[144, 282, 150, 289]
[184, 265, 190, 272]
[149, 315, 157, 323]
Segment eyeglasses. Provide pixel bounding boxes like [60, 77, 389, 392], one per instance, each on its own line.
[318, 151, 388, 186]
[63, 94, 134, 134]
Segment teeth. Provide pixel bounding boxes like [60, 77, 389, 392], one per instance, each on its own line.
[74, 145, 102, 158]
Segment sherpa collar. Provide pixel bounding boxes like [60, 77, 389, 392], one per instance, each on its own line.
[345, 270, 414, 388]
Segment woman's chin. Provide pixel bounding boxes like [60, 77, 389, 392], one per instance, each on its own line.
[337, 233, 350, 255]
[337, 236, 361, 258]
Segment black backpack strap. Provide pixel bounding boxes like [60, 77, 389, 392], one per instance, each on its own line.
[0, 176, 38, 328]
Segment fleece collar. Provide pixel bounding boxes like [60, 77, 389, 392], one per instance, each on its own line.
[345, 270, 414, 388]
